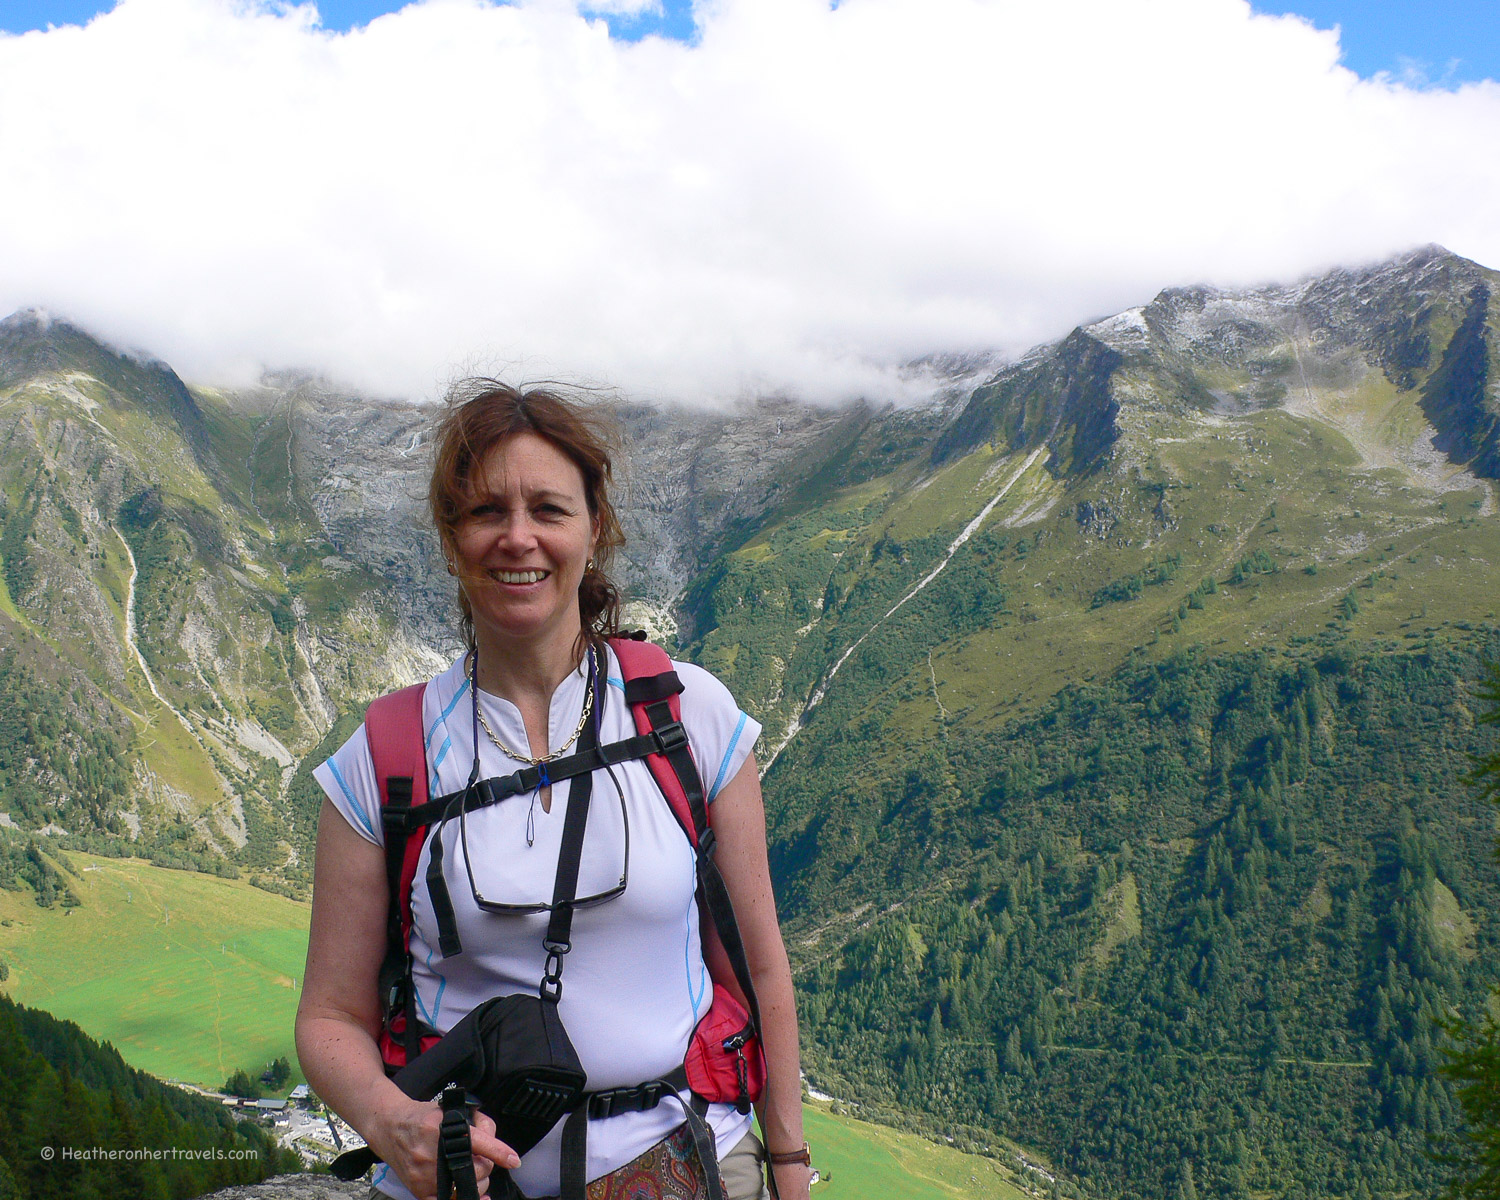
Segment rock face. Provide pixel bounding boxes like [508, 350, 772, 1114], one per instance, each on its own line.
[201, 1175, 366, 1200]
[614, 398, 874, 610]
[934, 244, 1500, 485]
[0, 315, 457, 868]
[271, 386, 866, 640]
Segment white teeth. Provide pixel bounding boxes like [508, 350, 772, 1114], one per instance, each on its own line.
[493, 569, 548, 584]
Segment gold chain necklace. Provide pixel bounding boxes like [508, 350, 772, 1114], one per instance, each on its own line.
[468, 650, 595, 766]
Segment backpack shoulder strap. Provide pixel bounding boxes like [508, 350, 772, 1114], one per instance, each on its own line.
[366, 684, 428, 794]
[364, 683, 429, 1064]
[607, 635, 707, 844]
[366, 683, 430, 930]
[606, 635, 765, 1049]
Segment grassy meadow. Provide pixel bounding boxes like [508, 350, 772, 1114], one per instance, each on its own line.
[801, 1103, 1038, 1198]
[0, 851, 308, 1086]
[0, 853, 1043, 1194]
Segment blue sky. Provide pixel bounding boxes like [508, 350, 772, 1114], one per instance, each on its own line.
[3, 1, 1498, 83]
[3, 0, 1499, 402]
[2, 0, 697, 43]
[1255, 1, 1500, 84]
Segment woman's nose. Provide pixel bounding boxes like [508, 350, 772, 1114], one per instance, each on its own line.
[493, 511, 539, 551]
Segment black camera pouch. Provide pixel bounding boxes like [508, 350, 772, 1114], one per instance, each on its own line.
[392, 991, 587, 1155]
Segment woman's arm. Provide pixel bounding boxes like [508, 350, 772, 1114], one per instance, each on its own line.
[710, 755, 814, 1200]
[295, 798, 519, 1200]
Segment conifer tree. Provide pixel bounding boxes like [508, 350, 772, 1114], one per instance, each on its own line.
[1438, 662, 1500, 1198]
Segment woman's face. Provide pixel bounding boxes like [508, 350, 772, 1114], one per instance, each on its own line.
[452, 431, 599, 657]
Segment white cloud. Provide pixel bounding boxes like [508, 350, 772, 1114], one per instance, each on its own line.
[578, 0, 663, 16]
[1, 0, 1498, 403]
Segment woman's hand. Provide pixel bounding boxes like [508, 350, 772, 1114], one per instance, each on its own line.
[370, 1095, 521, 1200]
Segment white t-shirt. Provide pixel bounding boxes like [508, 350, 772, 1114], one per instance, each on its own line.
[315, 643, 761, 1199]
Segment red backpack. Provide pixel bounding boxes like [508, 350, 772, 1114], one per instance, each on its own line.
[364, 634, 767, 1115]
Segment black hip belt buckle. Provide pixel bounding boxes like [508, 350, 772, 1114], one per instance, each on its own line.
[587, 1077, 671, 1120]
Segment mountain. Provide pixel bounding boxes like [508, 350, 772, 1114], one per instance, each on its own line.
[681, 244, 1500, 1198]
[1, 246, 1499, 1198]
[691, 246, 1498, 768]
[0, 312, 449, 886]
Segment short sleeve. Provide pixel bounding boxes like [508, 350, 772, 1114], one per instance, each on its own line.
[673, 660, 762, 803]
[312, 723, 384, 846]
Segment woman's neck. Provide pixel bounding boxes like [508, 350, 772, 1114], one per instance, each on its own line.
[471, 625, 587, 706]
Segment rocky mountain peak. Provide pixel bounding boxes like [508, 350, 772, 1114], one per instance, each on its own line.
[935, 247, 1500, 488]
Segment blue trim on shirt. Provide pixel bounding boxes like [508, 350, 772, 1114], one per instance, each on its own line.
[429, 735, 453, 793]
[709, 711, 749, 802]
[683, 854, 708, 1019]
[607, 674, 625, 692]
[426, 678, 469, 794]
[428, 678, 470, 749]
[326, 758, 378, 839]
[417, 941, 446, 1028]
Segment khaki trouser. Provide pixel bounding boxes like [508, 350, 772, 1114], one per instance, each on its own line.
[717, 1130, 771, 1200]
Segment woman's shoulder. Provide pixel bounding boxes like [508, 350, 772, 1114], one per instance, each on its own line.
[599, 639, 739, 714]
[670, 657, 741, 715]
[390, 654, 463, 736]
[421, 653, 471, 705]
[656, 652, 761, 801]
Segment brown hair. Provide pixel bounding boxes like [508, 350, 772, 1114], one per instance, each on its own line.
[430, 379, 625, 648]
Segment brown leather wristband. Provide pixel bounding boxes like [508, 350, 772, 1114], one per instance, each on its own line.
[768, 1142, 811, 1166]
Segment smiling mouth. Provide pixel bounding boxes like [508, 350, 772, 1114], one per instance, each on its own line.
[490, 569, 550, 584]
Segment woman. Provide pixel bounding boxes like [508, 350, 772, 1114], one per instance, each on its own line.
[295, 381, 812, 1200]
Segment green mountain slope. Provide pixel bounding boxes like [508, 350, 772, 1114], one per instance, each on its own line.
[0, 851, 310, 1087]
[1, 247, 1498, 1198]
[0, 992, 297, 1197]
[680, 247, 1500, 1197]
[785, 639, 1499, 1198]
[0, 312, 438, 886]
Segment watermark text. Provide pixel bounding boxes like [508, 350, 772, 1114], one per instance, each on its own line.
[41, 1145, 259, 1163]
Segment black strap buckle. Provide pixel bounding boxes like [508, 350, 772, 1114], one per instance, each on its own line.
[437, 1086, 479, 1200]
[651, 720, 690, 755]
[587, 1089, 620, 1120]
[540, 940, 570, 1002]
[381, 805, 412, 833]
[586, 1078, 670, 1120]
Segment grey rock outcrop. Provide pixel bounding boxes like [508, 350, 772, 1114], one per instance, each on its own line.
[201, 1175, 366, 1199]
